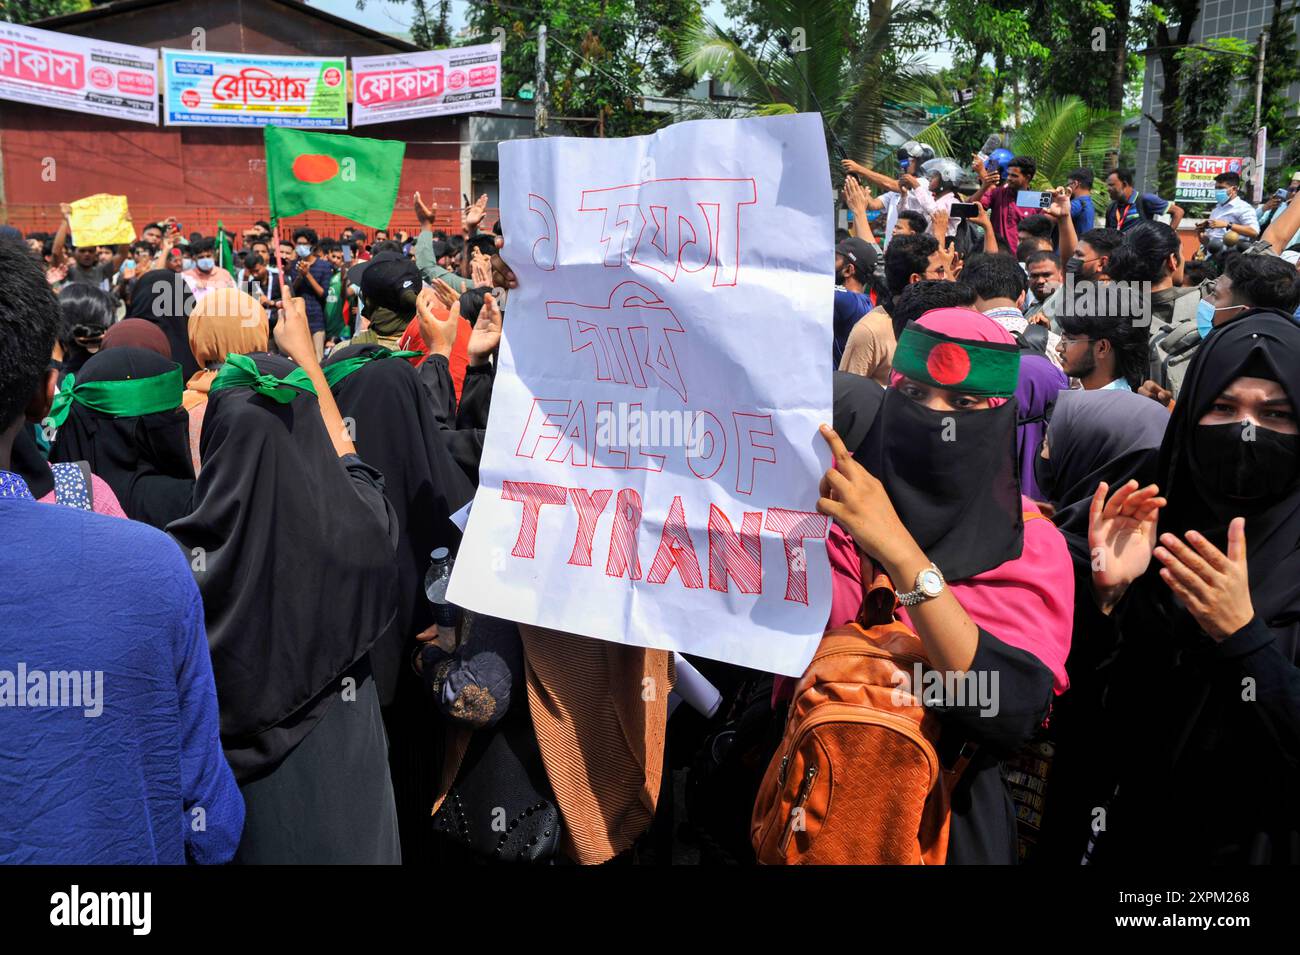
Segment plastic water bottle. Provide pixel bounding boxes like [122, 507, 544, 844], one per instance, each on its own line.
[423, 547, 460, 649]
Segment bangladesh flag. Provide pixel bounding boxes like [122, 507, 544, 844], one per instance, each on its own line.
[264, 126, 405, 230]
[216, 220, 236, 280]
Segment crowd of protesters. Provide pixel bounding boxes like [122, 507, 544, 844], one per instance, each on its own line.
[2, 140, 1300, 867]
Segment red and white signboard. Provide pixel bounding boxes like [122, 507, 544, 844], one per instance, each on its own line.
[350, 42, 500, 126]
[448, 115, 834, 676]
[0, 21, 157, 124]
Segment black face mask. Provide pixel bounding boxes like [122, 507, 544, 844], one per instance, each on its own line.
[1064, 257, 1083, 276]
[863, 389, 1023, 581]
[1192, 422, 1300, 503]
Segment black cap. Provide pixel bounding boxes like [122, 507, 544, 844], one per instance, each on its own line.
[835, 236, 877, 280]
[359, 254, 421, 314]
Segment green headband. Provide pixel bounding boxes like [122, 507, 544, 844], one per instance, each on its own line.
[46, 364, 184, 428]
[322, 348, 424, 389]
[209, 353, 317, 404]
[892, 324, 1021, 398]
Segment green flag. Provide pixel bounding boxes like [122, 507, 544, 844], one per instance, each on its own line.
[216, 220, 236, 280]
[264, 126, 405, 230]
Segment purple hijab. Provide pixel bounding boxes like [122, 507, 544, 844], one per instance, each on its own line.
[1015, 354, 1067, 499]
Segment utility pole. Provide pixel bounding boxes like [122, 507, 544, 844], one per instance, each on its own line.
[1253, 29, 1268, 133]
[534, 25, 549, 137]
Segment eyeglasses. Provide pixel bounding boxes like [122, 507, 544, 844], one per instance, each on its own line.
[1058, 336, 1096, 348]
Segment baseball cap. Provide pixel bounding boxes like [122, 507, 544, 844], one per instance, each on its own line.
[359, 254, 422, 314]
[836, 236, 878, 280]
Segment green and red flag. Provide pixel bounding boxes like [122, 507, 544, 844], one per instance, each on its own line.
[264, 126, 405, 230]
[893, 324, 1021, 398]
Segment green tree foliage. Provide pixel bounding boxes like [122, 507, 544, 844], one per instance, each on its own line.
[1009, 96, 1123, 186]
[5, 0, 90, 22]
[464, 0, 703, 137]
[1225, 0, 1300, 188]
[679, 0, 943, 177]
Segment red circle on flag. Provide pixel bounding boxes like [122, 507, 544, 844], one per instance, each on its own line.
[292, 154, 340, 184]
[926, 342, 970, 386]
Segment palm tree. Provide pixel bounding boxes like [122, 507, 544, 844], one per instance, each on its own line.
[678, 0, 945, 179]
[1009, 96, 1123, 188]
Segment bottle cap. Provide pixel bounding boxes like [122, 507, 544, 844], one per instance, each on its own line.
[430, 546, 450, 562]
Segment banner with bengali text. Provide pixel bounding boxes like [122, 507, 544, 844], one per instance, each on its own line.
[351, 43, 500, 126]
[0, 21, 157, 124]
[162, 49, 347, 128]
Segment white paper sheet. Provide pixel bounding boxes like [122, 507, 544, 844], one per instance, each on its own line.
[448, 114, 834, 676]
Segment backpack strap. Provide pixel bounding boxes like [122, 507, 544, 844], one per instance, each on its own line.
[48, 461, 93, 511]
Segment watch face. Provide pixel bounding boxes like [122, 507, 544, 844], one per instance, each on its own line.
[919, 569, 944, 597]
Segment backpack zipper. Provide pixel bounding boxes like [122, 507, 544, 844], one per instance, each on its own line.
[779, 765, 819, 853]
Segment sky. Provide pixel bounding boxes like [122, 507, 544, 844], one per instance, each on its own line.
[305, 0, 950, 67]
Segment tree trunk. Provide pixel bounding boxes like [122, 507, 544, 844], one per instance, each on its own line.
[1105, 0, 1130, 168]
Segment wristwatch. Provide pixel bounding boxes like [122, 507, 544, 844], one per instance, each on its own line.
[895, 563, 946, 607]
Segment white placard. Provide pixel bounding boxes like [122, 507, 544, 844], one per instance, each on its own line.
[447, 114, 834, 677]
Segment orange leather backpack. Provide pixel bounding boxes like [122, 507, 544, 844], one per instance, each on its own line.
[751, 565, 973, 865]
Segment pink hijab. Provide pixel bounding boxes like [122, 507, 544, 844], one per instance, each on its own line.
[826, 307, 1073, 693]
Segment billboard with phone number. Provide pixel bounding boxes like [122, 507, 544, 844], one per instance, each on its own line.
[1175, 155, 1247, 204]
[162, 49, 347, 128]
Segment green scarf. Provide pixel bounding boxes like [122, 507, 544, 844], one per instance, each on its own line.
[209, 353, 317, 404]
[46, 364, 184, 428]
[323, 347, 423, 389]
[892, 324, 1021, 398]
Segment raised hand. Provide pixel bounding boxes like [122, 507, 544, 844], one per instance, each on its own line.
[1088, 480, 1167, 612]
[843, 175, 869, 217]
[467, 292, 503, 367]
[463, 194, 489, 232]
[470, 246, 493, 288]
[430, 277, 460, 309]
[1154, 519, 1253, 641]
[273, 295, 317, 370]
[414, 190, 436, 225]
[416, 287, 458, 358]
[841, 158, 870, 178]
[815, 424, 911, 566]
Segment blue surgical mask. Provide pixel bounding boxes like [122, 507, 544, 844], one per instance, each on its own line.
[296, 244, 311, 257]
[196, 256, 215, 272]
[181, 258, 194, 271]
[1197, 300, 1246, 338]
[1196, 298, 1215, 338]
[1214, 189, 1229, 205]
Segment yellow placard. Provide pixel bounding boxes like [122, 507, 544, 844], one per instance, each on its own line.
[68, 194, 136, 247]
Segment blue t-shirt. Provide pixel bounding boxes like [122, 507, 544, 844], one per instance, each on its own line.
[1070, 194, 1095, 236]
[833, 287, 874, 367]
[291, 257, 336, 332]
[0, 474, 243, 864]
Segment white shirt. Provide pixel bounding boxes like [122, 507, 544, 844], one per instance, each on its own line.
[1205, 195, 1258, 242]
[911, 187, 959, 238]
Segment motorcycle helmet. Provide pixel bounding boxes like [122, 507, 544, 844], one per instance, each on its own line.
[988, 147, 1014, 180]
[922, 158, 965, 193]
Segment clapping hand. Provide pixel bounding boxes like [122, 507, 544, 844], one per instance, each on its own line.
[1088, 480, 1167, 612]
[416, 287, 458, 359]
[1153, 519, 1254, 641]
[467, 292, 503, 367]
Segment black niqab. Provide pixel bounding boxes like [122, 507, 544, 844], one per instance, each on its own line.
[1154, 313, 1300, 654]
[861, 388, 1023, 581]
[167, 353, 399, 780]
[48, 346, 195, 528]
[126, 270, 199, 381]
[323, 343, 474, 705]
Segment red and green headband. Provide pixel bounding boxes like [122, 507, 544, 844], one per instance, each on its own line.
[892, 324, 1021, 398]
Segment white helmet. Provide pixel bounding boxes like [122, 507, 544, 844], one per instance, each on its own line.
[922, 158, 965, 191]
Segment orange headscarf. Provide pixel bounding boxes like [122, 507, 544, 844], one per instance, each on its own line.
[184, 288, 268, 408]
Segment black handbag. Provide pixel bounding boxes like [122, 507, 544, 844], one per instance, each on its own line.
[431, 702, 563, 863]
[428, 615, 562, 863]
